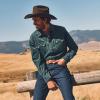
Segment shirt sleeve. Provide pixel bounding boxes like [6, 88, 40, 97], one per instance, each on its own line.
[29, 34, 51, 83]
[62, 28, 78, 64]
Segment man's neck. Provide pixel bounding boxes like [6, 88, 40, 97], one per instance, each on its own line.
[43, 23, 50, 33]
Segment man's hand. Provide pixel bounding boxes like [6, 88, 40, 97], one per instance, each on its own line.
[47, 80, 58, 91]
[46, 59, 66, 66]
[55, 59, 66, 66]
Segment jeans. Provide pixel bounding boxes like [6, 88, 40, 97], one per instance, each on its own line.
[33, 64, 75, 100]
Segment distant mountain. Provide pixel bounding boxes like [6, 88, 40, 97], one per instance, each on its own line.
[0, 30, 100, 53]
[0, 40, 29, 53]
[79, 41, 100, 50]
[70, 30, 100, 44]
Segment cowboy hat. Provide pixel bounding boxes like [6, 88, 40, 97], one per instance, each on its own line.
[24, 5, 57, 20]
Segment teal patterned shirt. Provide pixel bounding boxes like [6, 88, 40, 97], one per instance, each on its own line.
[29, 24, 78, 82]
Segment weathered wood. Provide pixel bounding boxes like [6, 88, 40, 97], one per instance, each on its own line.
[17, 70, 100, 93]
[72, 70, 100, 85]
[25, 71, 37, 100]
[17, 80, 36, 92]
[26, 71, 38, 81]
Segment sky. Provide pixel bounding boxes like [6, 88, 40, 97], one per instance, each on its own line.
[0, 0, 100, 42]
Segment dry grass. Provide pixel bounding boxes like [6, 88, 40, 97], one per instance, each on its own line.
[0, 50, 100, 100]
[68, 50, 100, 73]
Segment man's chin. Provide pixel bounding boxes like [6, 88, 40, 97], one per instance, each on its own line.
[36, 26, 40, 29]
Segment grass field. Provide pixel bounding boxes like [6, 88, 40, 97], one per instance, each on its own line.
[0, 50, 100, 100]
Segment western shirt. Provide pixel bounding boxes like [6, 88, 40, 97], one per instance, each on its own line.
[29, 24, 78, 82]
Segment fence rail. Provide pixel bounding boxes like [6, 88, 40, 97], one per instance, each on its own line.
[17, 70, 100, 93]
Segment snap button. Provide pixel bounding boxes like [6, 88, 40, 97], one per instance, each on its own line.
[55, 40, 58, 43]
[42, 44, 45, 47]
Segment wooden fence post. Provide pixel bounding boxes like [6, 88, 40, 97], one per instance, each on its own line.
[25, 71, 38, 100]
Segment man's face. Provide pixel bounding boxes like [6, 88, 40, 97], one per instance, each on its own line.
[32, 17, 46, 30]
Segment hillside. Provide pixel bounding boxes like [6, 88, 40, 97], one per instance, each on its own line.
[0, 41, 29, 53]
[70, 30, 100, 44]
[79, 41, 100, 50]
[0, 30, 100, 53]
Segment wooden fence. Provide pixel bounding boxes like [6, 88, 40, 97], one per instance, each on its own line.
[17, 70, 100, 100]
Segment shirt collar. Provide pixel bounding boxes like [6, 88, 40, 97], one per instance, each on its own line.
[38, 24, 54, 37]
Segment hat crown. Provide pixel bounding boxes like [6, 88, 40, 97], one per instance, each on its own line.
[24, 5, 57, 20]
[33, 5, 49, 14]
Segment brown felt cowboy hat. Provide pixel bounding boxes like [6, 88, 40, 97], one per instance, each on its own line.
[24, 5, 57, 20]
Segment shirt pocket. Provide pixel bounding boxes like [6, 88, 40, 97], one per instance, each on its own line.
[52, 39, 65, 52]
[35, 39, 45, 48]
[36, 40, 46, 55]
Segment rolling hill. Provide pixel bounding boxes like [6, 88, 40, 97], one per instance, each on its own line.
[0, 30, 100, 53]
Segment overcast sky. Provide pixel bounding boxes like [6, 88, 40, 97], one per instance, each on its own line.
[0, 0, 100, 42]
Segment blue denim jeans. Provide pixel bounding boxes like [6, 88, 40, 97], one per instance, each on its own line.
[33, 64, 75, 100]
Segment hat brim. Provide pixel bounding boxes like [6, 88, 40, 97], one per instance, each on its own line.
[24, 13, 57, 20]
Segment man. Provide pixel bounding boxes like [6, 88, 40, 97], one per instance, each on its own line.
[24, 5, 78, 100]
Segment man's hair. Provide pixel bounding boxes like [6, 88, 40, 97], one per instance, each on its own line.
[40, 17, 51, 23]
